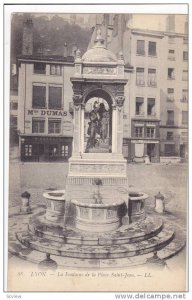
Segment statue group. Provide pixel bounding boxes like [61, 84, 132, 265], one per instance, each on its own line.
[85, 101, 110, 153]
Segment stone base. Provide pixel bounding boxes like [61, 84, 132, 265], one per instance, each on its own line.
[75, 218, 120, 232]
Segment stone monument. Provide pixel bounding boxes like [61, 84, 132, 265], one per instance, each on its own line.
[64, 29, 128, 229]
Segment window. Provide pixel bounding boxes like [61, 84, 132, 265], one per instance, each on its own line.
[10, 116, 17, 126]
[48, 119, 61, 134]
[183, 38, 188, 44]
[183, 51, 188, 61]
[147, 98, 155, 116]
[10, 102, 18, 110]
[147, 127, 155, 138]
[137, 40, 145, 55]
[34, 63, 46, 74]
[168, 49, 175, 60]
[24, 145, 32, 157]
[182, 111, 188, 125]
[135, 127, 143, 138]
[148, 69, 156, 86]
[167, 88, 174, 102]
[50, 65, 62, 76]
[167, 132, 174, 140]
[167, 110, 174, 125]
[48, 86, 62, 109]
[168, 68, 175, 80]
[135, 97, 144, 116]
[61, 145, 69, 157]
[148, 41, 156, 56]
[182, 70, 188, 81]
[32, 84, 46, 108]
[165, 144, 175, 156]
[181, 89, 188, 102]
[136, 68, 145, 86]
[32, 118, 45, 133]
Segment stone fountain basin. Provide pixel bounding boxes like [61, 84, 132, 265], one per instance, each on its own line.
[128, 192, 148, 223]
[43, 190, 65, 223]
[71, 198, 125, 232]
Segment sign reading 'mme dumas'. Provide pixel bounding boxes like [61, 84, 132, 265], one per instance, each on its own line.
[27, 109, 68, 117]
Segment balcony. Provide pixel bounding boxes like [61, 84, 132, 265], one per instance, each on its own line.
[180, 97, 188, 103]
[136, 79, 145, 86]
[166, 120, 175, 126]
[147, 80, 157, 87]
[168, 55, 175, 61]
[136, 50, 145, 56]
[135, 112, 145, 118]
[167, 96, 174, 102]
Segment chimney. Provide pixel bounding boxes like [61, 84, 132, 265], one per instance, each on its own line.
[64, 43, 68, 57]
[166, 15, 175, 32]
[22, 18, 33, 55]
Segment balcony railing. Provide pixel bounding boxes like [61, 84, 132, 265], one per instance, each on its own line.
[147, 80, 157, 87]
[166, 120, 175, 125]
[135, 112, 145, 117]
[168, 55, 175, 61]
[136, 79, 145, 86]
[167, 96, 174, 102]
[180, 97, 188, 103]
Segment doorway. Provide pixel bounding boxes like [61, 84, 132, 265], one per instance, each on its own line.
[147, 143, 155, 162]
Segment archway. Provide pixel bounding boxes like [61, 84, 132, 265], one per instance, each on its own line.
[84, 89, 113, 153]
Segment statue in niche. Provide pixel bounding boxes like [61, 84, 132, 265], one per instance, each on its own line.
[85, 100, 111, 153]
[85, 101, 100, 152]
[98, 103, 109, 144]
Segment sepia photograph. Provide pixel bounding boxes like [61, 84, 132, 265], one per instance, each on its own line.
[5, 3, 189, 294]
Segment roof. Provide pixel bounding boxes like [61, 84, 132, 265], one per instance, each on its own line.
[82, 28, 117, 64]
[17, 55, 75, 64]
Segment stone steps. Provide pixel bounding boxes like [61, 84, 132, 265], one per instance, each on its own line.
[28, 215, 163, 246]
[8, 229, 186, 269]
[16, 224, 174, 259]
[8, 205, 186, 269]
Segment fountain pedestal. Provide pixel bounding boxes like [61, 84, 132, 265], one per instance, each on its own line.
[71, 199, 124, 232]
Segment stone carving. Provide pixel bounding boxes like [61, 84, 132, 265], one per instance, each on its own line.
[83, 66, 116, 75]
[73, 94, 83, 105]
[70, 163, 126, 174]
[106, 209, 117, 219]
[92, 208, 104, 220]
[79, 207, 89, 219]
[115, 96, 125, 107]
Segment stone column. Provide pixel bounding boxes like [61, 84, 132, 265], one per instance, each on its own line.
[112, 106, 117, 153]
[72, 95, 82, 157]
[116, 96, 125, 154]
[80, 104, 85, 154]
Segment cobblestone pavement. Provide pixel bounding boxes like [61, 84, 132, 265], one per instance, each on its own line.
[8, 154, 188, 273]
[9, 159, 187, 216]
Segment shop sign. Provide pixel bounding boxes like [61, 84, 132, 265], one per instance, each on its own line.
[27, 109, 68, 117]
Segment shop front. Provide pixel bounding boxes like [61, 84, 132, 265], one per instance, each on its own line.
[126, 139, 160, 163]
[20, 135, 72, 162]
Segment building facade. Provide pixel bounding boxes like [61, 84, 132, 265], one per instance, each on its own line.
[16, 15, 188, 162]
[103, 14, 188, 162]
[10, 72, 19, 145]
[159, 33, 188, 159]
[18, 55, 74, 161]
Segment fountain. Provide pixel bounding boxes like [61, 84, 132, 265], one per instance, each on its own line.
[11, 29, 185, 269]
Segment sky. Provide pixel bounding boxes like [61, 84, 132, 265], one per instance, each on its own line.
[31, 13, 187, 33]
